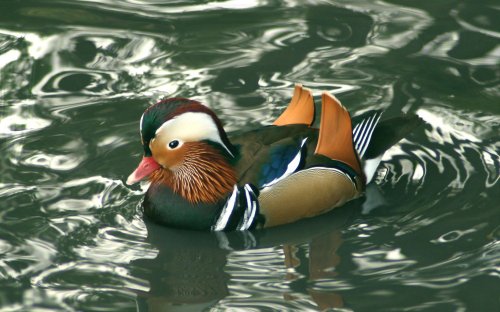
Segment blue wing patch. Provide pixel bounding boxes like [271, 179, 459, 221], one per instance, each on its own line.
[258, 138, 308, 188]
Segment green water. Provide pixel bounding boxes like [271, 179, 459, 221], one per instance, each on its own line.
[1, 0, 499, 311]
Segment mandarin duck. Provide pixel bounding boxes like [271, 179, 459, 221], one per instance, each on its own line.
[127, 84, 421, 231]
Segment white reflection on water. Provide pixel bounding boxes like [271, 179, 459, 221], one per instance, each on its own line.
[376, 105, 499, 195]
[0, 101, 51, 139]
[0, 113, 51, 138]
[0, 30, 57, 59]
[352, 248, 416, 275]
[31, 261, 149, 296]
[417, 108, 482, 144]
[0, 49, 20, 68]
[74, 214, 156, 264]
[432, 228, 478, 244]
[419, 31, 500, 67]
[24, 154, 85, 171]
[331, 0, 432, 49]
[451, 6, 500, 39]
[77, 0, 268, 14]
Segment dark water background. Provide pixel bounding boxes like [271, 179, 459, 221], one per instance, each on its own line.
[1, 0, 499, 311]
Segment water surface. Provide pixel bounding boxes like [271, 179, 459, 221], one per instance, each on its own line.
[0, 0, 499, 311]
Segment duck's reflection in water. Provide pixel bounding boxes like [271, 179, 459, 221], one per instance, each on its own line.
[133, 224, 230, 310]
[283, 231, 344, 309]
[133, 201, 360, 311]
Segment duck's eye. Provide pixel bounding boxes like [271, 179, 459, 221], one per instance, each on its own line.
[168, 140, 180, 149]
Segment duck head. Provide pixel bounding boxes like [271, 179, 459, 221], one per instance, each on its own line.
[127, 98, 237, 203]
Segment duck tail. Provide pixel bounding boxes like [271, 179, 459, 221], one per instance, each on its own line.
[353, 112, 423, 183]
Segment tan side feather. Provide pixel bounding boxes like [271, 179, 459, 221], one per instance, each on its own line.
[259, 168, 361, 228]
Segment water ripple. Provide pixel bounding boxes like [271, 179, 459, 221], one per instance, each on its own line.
[0, 0, 498, 310]
[451, 3, 500, 39]
[30, 261, 145, 310]
[0, 101, 51, 139]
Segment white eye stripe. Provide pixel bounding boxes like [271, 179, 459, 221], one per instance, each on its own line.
[155, 112, 233, 156]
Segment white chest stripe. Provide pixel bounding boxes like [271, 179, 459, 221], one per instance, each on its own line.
[237, 185, 258, 231]
[212, 185, 239, 231]
[212, 184, 259, 231]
